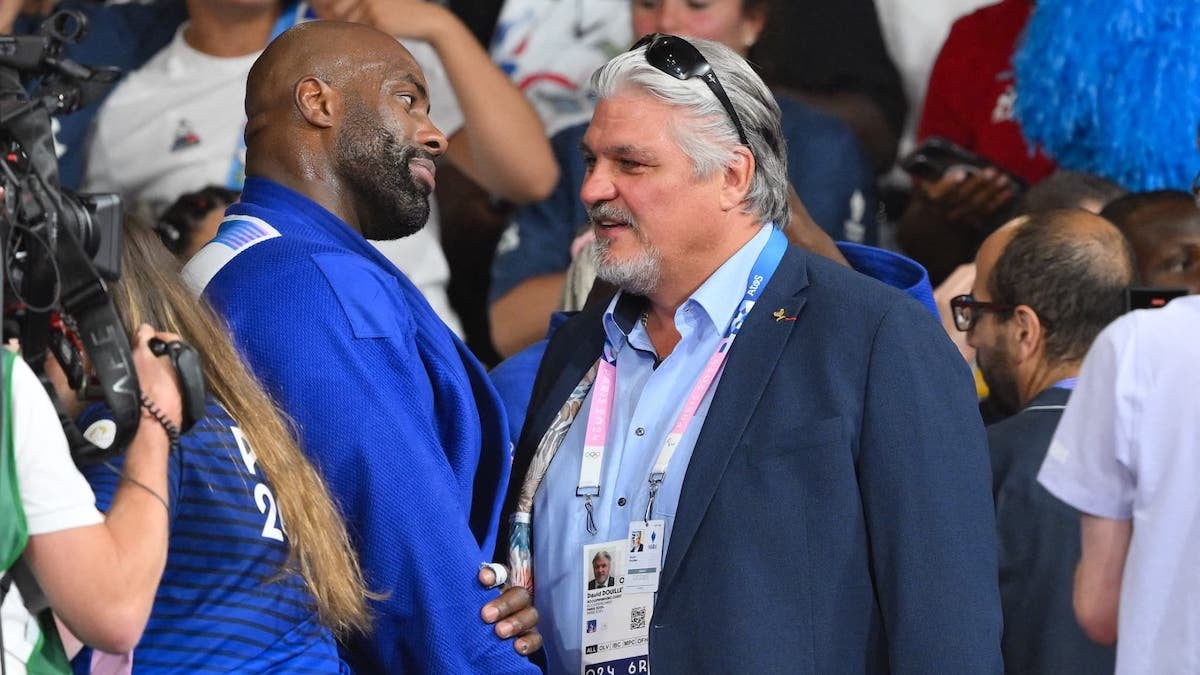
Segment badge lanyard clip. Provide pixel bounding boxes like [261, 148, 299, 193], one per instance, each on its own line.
[645, 472, 665, 524]
[577, 486, 600, 535]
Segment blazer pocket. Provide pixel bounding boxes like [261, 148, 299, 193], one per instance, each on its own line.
[745, 415, 849, 465]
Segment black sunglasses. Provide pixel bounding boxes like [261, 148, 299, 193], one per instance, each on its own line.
[949, 294, 1016, 332]
[632, 33, 750, 148]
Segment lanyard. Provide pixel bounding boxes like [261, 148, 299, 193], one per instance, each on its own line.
[575, 228, 787, 530]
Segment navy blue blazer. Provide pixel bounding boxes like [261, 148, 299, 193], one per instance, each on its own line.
[501, 245, 1003, 673]
[989, 387, 1114, 673]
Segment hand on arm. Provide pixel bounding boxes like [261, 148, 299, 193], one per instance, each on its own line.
[1074, 514, 1132, 645]
[314, 0, 558, 202]
[24, 324, 183, 653]
[478, 565, 542, 656]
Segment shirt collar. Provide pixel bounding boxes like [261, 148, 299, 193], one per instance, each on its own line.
[601, 223, 775, 352]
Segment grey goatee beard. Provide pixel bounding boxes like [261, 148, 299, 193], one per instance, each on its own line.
[586, 202, 662, 296]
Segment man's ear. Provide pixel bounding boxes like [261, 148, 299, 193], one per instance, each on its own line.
[1011, 304, 1043, 362]
[295, 76, 337, 129]
[719, 146, 755, 212]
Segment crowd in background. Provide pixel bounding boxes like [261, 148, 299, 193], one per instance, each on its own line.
[3, 0, 1200, 672]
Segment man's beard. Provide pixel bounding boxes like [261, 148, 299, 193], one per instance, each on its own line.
[977, 333, 1020, 416]
[334, 101, 432, 241]
[585, 202, 661, 297]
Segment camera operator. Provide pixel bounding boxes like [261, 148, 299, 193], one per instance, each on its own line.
[2, 323, 182, 672]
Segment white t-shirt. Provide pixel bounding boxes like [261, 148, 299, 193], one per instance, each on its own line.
[83, 25, 464, 335]
[2, 356, 103, 673]
[9, 358, 103, 535]
[489, 0, 631, 137]
[1038, 295, 1200, 675]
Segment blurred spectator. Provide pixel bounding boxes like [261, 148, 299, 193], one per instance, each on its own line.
[897, 0, 1053, 286]
[874, 0, 992, 156]
[1038, 294, 1200, 673]
[751, 0, 906, 170]
[1016, 170, 1126, 217]
[488, 0, 878, 356]
[490, 0, 632, 138]
[960, 210, 1130, 672]
[1101, 190, 1200, 294]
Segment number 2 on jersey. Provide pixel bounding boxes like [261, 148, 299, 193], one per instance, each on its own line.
[231, 425, 286, 541]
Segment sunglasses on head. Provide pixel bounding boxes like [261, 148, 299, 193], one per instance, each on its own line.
[632, 33, 750, 148]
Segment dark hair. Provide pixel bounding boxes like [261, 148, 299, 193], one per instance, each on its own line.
[988, 210, 1134, 363]
[1015, 170, 1127, 216]
[1100, 189, 1200, 235]
[154, 186, 239, 257]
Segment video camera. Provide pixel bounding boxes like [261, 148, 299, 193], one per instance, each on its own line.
[1, 10, 136, 464]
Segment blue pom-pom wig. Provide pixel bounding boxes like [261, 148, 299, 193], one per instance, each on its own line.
[1014, 0, 1200, 192]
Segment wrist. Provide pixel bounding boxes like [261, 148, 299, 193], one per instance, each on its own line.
[139, 394, 180, 453]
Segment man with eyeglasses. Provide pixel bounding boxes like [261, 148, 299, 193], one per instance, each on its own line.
[500, 35, 1002, 674]
[953, 210, 1132, 673]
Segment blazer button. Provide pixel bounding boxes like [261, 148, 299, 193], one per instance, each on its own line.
[635, 427, 645, 436]
[617, 497, 627, 506]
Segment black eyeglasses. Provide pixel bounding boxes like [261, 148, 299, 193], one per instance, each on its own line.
[949, 294, 1016, 332]
[632, 33, 750, 148]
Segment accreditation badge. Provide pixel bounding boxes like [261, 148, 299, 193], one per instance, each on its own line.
[623, 520, 664, 593]
[580, 539, 653, 675]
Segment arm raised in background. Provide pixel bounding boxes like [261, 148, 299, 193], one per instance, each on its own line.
[317, 0, 558, 203]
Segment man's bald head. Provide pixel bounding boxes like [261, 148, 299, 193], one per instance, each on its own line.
[988, 209, 1134, 363]
[247, 22, 421, 142]
[973, 216, 1028, 300]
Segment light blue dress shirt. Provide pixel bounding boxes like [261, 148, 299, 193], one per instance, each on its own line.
[532, 224, 775, 674]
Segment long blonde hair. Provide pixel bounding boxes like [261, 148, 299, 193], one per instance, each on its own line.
[109, 220, 371, 636]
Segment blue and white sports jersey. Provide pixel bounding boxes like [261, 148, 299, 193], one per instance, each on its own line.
[73, 398, 346, 674]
